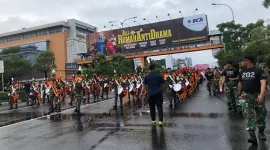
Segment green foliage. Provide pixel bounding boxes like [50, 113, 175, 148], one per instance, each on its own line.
[149, 58, 165, 72]
[1, 55, 31, 83]
[0, 92, 9, 101]
[0, 91, 25, 102]
[83, 54, 135, 77]
[111, 54, 134, 75]
[215, 20, 270, 67]
[217, 21, 246, 52]
[136, 66, 142, 73]
[263, 0, 270, 8]
[0, 46, 20, 55]
[34, 50, 56, 76]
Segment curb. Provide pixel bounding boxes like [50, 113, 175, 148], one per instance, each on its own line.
[0, 100, 23, 106]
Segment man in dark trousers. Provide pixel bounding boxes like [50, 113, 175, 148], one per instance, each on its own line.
[24, 81, 31, 105]
[140, 64, 165, 126]
[238, 55, 267, 144]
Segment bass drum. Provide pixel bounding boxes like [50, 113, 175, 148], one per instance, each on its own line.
[118, 87, 123, 95]
[129, 84, 134, 92]
[173, 83, 182, 92]
[104, 83, 107, 88]
[136, 83, 141, 89]
[119, 88, 127, 98]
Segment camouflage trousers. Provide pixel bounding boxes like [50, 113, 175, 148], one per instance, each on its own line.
[225, 82, 237, 105]
[75, 93, 82, 111]
[242, 92, 267, 131]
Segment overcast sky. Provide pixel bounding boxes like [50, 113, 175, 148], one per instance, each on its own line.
[0, 0, 269, 65]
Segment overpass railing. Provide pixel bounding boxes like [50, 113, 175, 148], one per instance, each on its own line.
[74, 40, 222, 62]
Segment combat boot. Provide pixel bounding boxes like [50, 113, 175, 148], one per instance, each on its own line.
[248, 131, 258, 144]
[8, 105, 13, 110]
[258, 128, 267, 141]
[227, 102, 232, 110]
[15, 104, 18, 109]
[232, 104, 237, 112]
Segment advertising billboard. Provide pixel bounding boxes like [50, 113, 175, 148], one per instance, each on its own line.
[88, 14, 209, 54]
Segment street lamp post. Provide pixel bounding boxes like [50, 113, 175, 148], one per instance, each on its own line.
[193, 8, 198, 15]
[143, 18, 151, 23]
[179, 11, 182, 17]
[104, 25, 113, 30]
[109, 17, 137, 53]
[167, 13, 171, 19]
[156, 16, 160, 22]
[134, 20, 140, 25]
[212, 3, 235, 22]
[111, 24, 121, 29]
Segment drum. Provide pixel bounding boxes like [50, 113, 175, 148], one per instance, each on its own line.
[119, 87, 127, 98]
[173, 83, 182, 92]
[118, 87, 123, 95]
[129, 84, 134, 92]
[185, 80, 190, 87]
[33, 91, 39, 97]
[136, 83, 141, 89]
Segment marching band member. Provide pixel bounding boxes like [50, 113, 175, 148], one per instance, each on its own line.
[82, 78, 90, 103]
[74, 70, 83, 113]
[102, 75, 109, 99]
[8, 80, 19, 110]
[48, 73, 62, 113]
[69, 75, 76, 105]
[166, 68, 178, 107]
[41, 81, 46, 104]
[128, 73, 137, 105]
[91, 74, 101, 101]
[112, 73, 120, 109]
[120, 74, 129, 103]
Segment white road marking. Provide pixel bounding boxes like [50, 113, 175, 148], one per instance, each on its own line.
[0, 99, 113, 129]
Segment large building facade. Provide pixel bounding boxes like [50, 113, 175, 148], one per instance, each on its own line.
[0, 19, 96, 80]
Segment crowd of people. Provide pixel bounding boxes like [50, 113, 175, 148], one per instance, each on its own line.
[204, 55, 268, 144]
[7, 55, 268, 144]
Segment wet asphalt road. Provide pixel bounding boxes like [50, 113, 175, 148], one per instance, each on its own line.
[0, 85, 270, 150]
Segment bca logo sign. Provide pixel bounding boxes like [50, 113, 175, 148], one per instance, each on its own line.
[183, 14, 207, 31]
[188, 18, 203, 24]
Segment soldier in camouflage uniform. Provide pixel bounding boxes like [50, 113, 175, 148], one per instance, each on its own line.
[221, 62, 239, 111]
[74, 71, 83, 113]
[69, 75, 75, 106]
[238, 55, 267, 144]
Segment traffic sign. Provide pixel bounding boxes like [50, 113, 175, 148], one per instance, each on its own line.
[0, 60, 4, 73]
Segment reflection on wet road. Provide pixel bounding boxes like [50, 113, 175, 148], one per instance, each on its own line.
[0, 87, 270, 150]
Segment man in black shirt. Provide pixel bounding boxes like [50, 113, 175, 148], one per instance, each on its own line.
[221, 62, 239, 111]
[205, 68, 214, 95]
[140, 64, 165, 126]
[238, 55, 267, 144]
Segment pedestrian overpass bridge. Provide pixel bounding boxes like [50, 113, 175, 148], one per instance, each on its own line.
[76, 42, 223, 68]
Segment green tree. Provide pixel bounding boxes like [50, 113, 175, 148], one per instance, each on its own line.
[111, 54, 134, 75]
[217, 21, 246, 52]
[92, 53, 114, 76]
[149, 58, 165, 72]
[243, 24, 270, 65]
[34, 50, 56, 78]
[263, 0, 270, 8]
[0, 46, 20, 55]
[136, 66, 142, 73]
[2, 55, 31, 84]
[215, 20, 269, 67]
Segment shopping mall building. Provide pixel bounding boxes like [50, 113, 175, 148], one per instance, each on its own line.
[0, 19, 96, 81]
